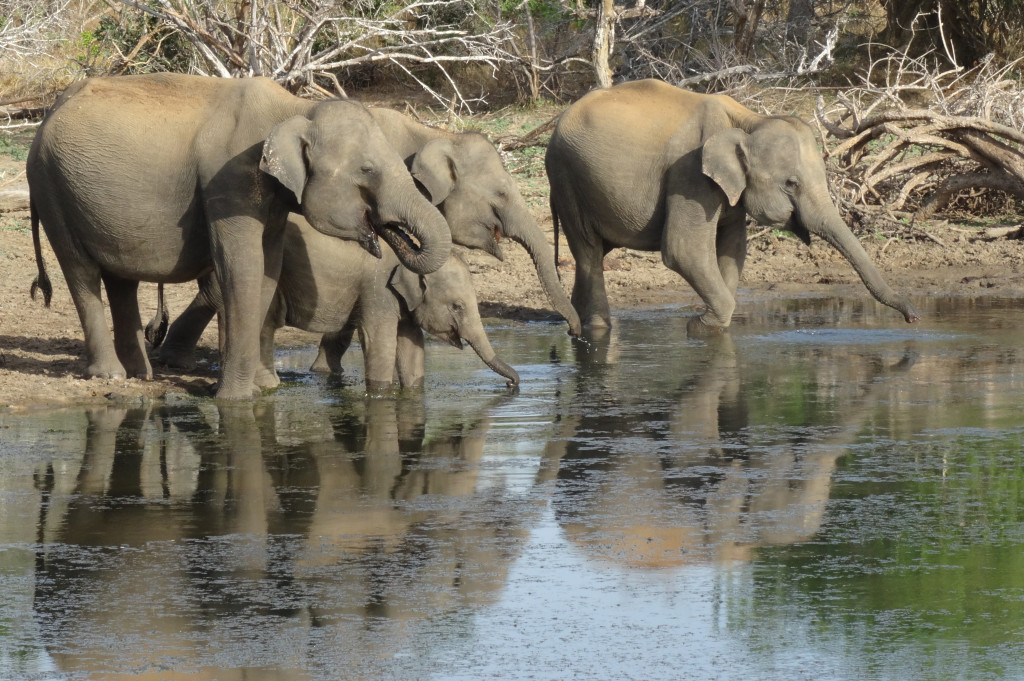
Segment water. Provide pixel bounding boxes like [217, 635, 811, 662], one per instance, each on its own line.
[2, 295, 1023, 680]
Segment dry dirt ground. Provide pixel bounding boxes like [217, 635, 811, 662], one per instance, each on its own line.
[3, 147, 1024, 411]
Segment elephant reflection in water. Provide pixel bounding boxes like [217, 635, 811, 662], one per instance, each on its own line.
[32, 394, 527, 679]
[541, 330, 916, 567]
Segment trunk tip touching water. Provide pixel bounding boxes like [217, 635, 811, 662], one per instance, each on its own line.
[506, 229, 581, 337]
[811, 212, 922, 324]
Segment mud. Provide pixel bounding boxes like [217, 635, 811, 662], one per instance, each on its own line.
[2, 150, 1023, 409]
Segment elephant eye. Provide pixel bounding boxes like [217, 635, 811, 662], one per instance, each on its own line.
[785, 176, 801, 192]
[451, 301, 465, 313]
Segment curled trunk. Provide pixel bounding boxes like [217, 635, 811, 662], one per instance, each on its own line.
[377, 184, 453, 276]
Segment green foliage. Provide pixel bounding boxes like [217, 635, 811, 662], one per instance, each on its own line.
[93, 10, 194, 74]
[76, 30, 102, 63]
[0, 136, 29, 162]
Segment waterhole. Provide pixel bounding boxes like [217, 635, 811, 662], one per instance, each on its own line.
[2, 296, 1022, 680]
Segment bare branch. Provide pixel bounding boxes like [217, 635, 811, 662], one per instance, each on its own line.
[108, 0, 518, 98]
[817, 40, 1024, 231]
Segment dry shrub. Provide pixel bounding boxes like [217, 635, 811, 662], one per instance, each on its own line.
[815, 46, 1024, 235]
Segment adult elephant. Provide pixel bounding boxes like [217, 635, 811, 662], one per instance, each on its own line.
[545, 79, 920, 332]
[27, 73, 452, 400]
[366, 107, 581, 336]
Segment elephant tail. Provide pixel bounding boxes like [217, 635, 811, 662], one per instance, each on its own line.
[551, 205, 561, 281]
[145, 283, 169, 348]
[29, 199, 52, 307]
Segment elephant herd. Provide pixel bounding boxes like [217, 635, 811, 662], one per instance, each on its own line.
[26, 74, 918, 400]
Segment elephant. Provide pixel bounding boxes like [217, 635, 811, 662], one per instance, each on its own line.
[157, 216, 520, 391]
[155, 104, 579, 379]
[26, 73, 452, 400]
[545, 78, 920, 332]
[365, 107, 581, 336]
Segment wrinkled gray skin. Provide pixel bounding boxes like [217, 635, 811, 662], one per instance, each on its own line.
[546, 79, 920, 333]
[26, 73, 452, 400]
[162, 217, 519, 391]
[158, 105, 581, 378]
[368, 107, 581, 335]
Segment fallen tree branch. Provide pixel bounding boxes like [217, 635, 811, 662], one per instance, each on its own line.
[817, 45, 1024, 232]
[492, 113, 560, 151]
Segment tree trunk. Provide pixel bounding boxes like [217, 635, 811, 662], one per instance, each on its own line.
[524, 0, 540, 102]
[592, 0, 615, 88]
[786, 0, 814, 43]
[733, 0, 767, 58]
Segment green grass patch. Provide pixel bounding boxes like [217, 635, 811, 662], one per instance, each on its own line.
[0, 135, 30, 162]
[1, 214, 29, 233]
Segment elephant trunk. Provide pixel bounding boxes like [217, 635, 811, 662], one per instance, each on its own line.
[376, 179, 453, 275]
[463, 325, 520, 388]
[501, 198, 582, 336]
[805, 201, 920, 323]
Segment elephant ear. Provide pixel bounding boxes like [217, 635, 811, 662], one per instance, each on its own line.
[260, 115, 312, 202]
[702, 128, 749, 207]
[411, 138, 457, 205]
[389, 265, 426, 312]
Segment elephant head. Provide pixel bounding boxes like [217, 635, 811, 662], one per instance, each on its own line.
[702, 117, 920, 323]
[389, 253, 520, 387]
[408, 134, 582, 336]
[260, 100, 451, 275]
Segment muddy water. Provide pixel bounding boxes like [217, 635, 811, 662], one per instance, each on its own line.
[2, 296, 1023, 680]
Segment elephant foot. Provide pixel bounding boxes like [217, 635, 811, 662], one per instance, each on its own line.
[122, 357, 154, 380]
[308, 354, 332, 373]
[86, 359, 127, 380]
[365, 379, 399, 399]
[129, 367, 154, 380]
[158, 346, 198, 371]
[581, 315, 612, 331]
[686, 314, 729, 339]
[212, 381, 263, 401]
[254, 367, 281, 390]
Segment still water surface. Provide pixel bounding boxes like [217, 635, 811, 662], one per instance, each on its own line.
[2, 296, 1023, 680]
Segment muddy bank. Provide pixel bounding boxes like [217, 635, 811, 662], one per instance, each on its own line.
[2, 131, 1022, 411]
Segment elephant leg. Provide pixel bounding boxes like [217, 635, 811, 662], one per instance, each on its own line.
[102, 273, 153, 379]
[79, 408, 128, 494]
[57, 252, 126, 380]
[210, 218, 283, 400]
[716, 209, 748, 297]
[256, 317, 281, 390]
[159, 290, 217, 370]
[253, 231, 285, 391]
[310, 323, 356, 374]
[567, 231, 612, 330]
[662, 197, 734, 331]
[394, 317, 425, 388]
[358, 320, 399, 391]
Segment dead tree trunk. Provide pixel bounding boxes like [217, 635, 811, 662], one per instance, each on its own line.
[592, 0, 615, 88]
[731, 0, 766, 58]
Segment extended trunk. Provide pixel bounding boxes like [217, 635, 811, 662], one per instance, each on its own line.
[463, 325, 520, 388]
[501, 198, 582, 336]
[806, 203, 920, 323]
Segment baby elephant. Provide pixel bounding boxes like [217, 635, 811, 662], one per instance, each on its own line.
[159, 217, 519, 390]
